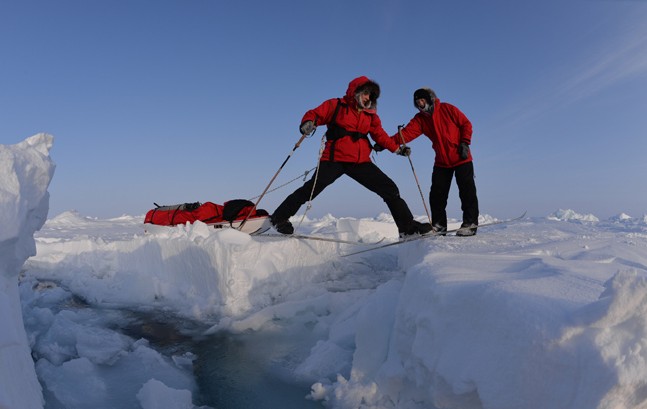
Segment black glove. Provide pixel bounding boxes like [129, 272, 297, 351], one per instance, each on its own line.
[373, 144, 385, 152]
[299, 120, 315, 135]
[396, 146, 411, 157]
[459, 142, 470, 160]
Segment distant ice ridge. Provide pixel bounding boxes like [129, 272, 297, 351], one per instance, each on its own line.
[548, 208, 600, 222]
[549, 208, 647, 225]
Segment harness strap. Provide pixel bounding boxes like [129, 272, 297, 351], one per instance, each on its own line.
[327, 99, 343, 161]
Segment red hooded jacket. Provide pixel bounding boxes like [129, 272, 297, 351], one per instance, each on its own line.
[301, 76, 400, 163]
[393, 98, 473, 168]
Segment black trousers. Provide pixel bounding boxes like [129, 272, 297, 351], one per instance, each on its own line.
[273, 161, 414, 232]
[430, 161, 479, 228]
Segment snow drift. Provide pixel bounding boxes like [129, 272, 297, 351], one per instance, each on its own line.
[4, 135, 647, 409]
[24, 211, 647, 409]
[0, 134, 54, 409]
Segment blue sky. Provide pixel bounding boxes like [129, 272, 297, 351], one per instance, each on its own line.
[2, 1, 646, 220]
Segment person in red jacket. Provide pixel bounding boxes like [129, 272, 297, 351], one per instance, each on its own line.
[270, 76, 432, 237]
[387, 88, 479, 236]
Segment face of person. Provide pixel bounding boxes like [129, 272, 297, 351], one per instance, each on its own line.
[359, 91, 371, 107]
[416, 98, 427, 110]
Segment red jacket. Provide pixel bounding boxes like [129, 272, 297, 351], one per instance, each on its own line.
[301, 76, 399, 163]
[394, 99, 473, 168]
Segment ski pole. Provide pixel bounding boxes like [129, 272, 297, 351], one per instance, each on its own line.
[397, 124, 432, 224]
[238, 126, 315, 230]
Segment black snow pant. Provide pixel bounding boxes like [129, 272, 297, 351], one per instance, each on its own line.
[429, 161, 479, 228]
[272, 161, 415, 233]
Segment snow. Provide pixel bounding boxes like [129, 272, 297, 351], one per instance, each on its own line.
[0, 134, 54, 409]
[3, 135, 647, 409]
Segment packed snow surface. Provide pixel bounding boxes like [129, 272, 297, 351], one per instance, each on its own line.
[20, 209, 647, 409]
[4, 135, 647, 408]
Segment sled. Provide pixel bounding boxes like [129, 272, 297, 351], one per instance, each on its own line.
[143, 199, 271, 235]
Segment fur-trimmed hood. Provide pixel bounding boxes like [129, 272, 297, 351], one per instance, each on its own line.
[413, 87, 437, 111]
[344, 76, 380, 110]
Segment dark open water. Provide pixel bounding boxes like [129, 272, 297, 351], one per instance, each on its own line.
[125, 313, 323, 409]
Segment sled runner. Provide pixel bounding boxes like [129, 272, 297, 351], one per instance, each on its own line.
[144, 199, 271, 235]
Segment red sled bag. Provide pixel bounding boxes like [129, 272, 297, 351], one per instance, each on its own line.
[144, 201, 222, 226]
[144, 199, 270, 230]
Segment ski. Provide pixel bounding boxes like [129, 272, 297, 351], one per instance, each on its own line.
[341, 212, 527, 257]
[255, 232, 384, 246]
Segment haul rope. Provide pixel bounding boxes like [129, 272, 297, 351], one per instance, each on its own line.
[237, 125, 316, 231]
[248, 167, 316, 201]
